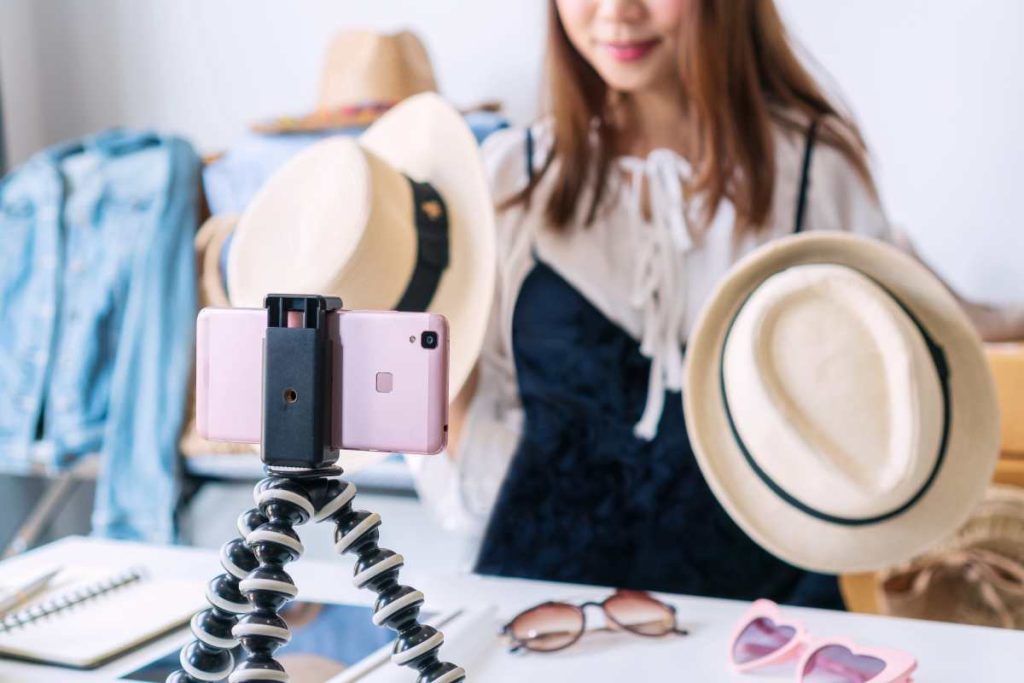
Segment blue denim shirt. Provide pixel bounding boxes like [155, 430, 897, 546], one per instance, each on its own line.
[0, 130, 199, 542]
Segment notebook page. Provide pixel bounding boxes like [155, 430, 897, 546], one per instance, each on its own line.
[0, 571, 205, 668]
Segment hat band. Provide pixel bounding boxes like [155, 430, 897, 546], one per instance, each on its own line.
[718, 272, 952, 527]
[395, 177, 450, 312]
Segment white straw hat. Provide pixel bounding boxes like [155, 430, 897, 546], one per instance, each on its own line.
[228, 93, 495, 470]
[684, 232, 1000, 573]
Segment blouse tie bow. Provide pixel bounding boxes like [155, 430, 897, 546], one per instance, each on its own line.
[619, 150, 694, 440]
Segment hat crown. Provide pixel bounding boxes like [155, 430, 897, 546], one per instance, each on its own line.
[228, 136, 418, 310]
[317, 30, 437, 110]
[723, 264, 945, 519]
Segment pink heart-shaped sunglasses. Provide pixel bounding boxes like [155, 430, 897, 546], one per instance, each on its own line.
[730, 599, 917, 683]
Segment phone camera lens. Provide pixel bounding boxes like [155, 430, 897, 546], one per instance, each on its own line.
[421, 331, 438, 349]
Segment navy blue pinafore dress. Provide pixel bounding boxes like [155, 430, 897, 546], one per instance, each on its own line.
[475, 123, 843, 609]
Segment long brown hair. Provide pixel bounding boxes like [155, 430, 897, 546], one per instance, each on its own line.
[515, 0, 873, 230]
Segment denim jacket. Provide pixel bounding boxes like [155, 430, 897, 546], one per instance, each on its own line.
[0, 130, 199, 542]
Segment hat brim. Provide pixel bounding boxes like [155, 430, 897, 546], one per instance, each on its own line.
[343, 93, 495, 471]
[358, 92, 496, 403]
[252, 108, 388, 135]
[684, 232, 1000, 573]
[196, 214, 236, 308]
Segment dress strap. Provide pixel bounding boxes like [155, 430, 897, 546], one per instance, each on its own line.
[793, 119, 819, 234]
[525, 127, 535, 184]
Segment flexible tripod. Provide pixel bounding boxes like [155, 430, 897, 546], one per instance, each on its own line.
[167, 296, 465, 683]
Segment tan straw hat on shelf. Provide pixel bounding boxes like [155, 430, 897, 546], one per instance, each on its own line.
[228, 92, 496, 470]
[878, 485, 1024, 630]
[254, 30, 437, 134]
[684, 232, 1000, 573]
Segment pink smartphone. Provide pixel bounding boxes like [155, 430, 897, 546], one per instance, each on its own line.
[196, 307, 449, 455]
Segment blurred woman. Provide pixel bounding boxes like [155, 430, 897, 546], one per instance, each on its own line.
[442, 0, 1024, 608]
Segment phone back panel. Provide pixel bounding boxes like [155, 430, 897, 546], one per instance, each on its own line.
[197, 307, 448, 454]
[330, 310, 449, 454]
[196, 307, 266, 443]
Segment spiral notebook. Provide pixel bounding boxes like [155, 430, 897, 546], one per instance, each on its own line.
[0, 567, 205, 668]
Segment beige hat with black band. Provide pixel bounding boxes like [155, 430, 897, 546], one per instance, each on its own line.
[684, 232, 1000, 573]
[228, 92, 495, 470]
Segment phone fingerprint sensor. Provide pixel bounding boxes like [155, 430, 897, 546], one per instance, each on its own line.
[375, 372, 394, 393]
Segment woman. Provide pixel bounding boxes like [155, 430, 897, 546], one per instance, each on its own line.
[440, 0, 1023, 608]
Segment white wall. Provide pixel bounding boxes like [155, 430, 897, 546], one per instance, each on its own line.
[1, 0, 1021, 304]
[777, 0, 1024, 304]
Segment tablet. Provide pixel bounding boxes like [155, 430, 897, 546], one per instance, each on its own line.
[121, 600, 445, 683]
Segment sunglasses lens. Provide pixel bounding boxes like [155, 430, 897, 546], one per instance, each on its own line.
[604, 591, 676, 635]
[509, 604, 584, 652]
[801, 644, 887, 683]
[732, 616, 798, 665]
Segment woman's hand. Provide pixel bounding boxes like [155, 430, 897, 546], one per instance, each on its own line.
[957, 300, 1024, 342]
[893, 230, 1024, 342]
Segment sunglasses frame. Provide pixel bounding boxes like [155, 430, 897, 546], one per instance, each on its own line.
[729, 599, 917, 682]
[502, 590, 687, 654]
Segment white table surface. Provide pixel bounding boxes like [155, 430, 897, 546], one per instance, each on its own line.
[0, 536, 1021, 682]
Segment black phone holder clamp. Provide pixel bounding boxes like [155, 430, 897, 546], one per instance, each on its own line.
[261, 294, 341, 471]
[167, 295, 466, 683]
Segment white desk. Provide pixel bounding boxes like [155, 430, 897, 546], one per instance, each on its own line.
[0, 537, 1020, 682]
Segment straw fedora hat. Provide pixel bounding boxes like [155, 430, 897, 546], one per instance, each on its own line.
[227, 92, 495, 468]
[180, 215, 251, 458]
[254, 30, 438, 134]
[684, 232, 1000, 573]
[878, 485, 1024, 629]
[196, 214, 235, 308]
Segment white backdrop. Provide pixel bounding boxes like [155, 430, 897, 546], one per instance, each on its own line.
[1, 0, 1021, 304]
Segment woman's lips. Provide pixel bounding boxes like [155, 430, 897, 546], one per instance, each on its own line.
[599, 38, 661, 63]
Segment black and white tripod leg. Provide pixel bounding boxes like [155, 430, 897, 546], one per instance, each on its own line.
[314, 477, 466, 683]
[166, 509, 264, 683]
[229, 476, 314, 683]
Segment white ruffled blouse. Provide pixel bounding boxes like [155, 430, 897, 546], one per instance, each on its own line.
[408, 119, 893, 555]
